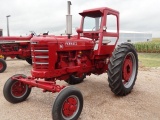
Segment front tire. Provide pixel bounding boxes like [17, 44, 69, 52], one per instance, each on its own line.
[108, 43, 138, 96]
[0, 59, 7, 73]
[3, 74, 31, 103]
[52, 87, 83, 120]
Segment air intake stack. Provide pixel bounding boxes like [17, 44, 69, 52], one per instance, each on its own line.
[66, 1, 72, 39]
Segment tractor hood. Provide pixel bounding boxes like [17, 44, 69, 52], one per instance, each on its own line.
[31, 35, 94, 51]
[0, 34, 33, 44]
[30, 35, 58, 45]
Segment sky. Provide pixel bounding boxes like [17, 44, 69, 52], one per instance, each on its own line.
[0, 0, 160, 37]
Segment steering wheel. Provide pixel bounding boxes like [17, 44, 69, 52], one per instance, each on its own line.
[92, 26, 100, 31]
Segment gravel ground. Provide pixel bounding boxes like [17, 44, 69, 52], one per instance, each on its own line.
[0, 59, 160, 120]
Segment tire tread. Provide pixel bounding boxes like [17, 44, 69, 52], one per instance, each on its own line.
[108, 43, 138, 96]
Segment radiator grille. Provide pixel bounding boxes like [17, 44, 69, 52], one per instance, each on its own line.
[31, 44, 49, 70]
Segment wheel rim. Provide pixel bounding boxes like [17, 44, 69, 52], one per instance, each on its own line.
[11, 81, 28, 98]
[0, 62, 3, 70]
[61, 95, 80, 119]
[122, 52, 137, 88]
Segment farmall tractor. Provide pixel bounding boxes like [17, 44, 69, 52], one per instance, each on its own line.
[3, 1, 138, 120]
[0, 33, 34, 73]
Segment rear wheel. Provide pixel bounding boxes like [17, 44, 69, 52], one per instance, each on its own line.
[65, 74, 86, 85]
[52, 87, 83, 120]
[16, 55, 25, 60]
[3, 74, 31, 103]
[0, 59, 7, 73]
[3, 55, 7, 60]
[108, 43, 138, 96]
[26, 58, 32, 65]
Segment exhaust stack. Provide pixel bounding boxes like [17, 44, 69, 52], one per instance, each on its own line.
[66, 1, 72, 38]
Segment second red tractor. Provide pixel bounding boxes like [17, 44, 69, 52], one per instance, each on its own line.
[0, 33, 34, 73]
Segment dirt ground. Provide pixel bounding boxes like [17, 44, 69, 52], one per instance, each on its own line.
[0, 59, 160, 120]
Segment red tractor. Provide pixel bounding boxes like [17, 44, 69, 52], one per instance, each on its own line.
[0, 33, 34, 73]
[3, 2, 138, 120]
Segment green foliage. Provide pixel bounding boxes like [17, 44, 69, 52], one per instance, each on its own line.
[134, 38, 160, 53]
[138, 53, 160, 67]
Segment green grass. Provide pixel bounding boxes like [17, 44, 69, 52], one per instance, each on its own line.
[134, 38, 160, 67]
[138, 53, 160, 67]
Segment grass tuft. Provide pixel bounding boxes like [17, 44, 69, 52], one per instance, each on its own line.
[138, 53, 160, 67]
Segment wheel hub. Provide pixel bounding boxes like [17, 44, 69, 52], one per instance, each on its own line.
[123, 56, 133, 82]
[62, 97, 78, 117]
[11, 81, 27, 97]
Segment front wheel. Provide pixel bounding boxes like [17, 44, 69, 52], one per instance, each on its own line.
[108, 43, 138, 96]
[52, 87, 83, 120]
[3, 74, 31, 103]
[0, 59, 7, 73]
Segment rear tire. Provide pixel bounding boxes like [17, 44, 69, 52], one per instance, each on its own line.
[108, 43, 138, 96]
[16, 56, 20, 59]
[52, 87, 83, 120]
[3, 56, 7, 60]
[3, 74, 31, 103]
[16, 55, 25, 60]
[26, 58, 32, 65]
[65, 74, 86, 85]
[0, 59, 7, 73]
